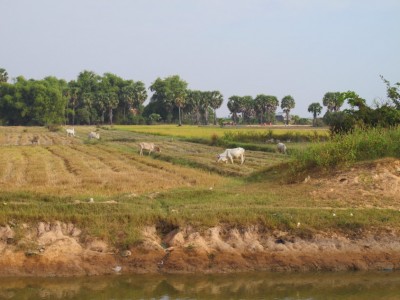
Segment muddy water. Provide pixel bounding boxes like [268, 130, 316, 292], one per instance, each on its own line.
[0, 271, 399, 299]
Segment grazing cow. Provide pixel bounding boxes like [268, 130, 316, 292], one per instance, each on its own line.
[88, 131, 100, 139]
[139, 142, 161, 156]
[277, 142, 287, 154]
[66, 128, 75, 137]
[216, 147, 245, 165]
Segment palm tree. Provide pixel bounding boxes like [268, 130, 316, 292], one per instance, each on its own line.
[308, 102, 323, 126]
[227, 96, 243, 124]
[121, 81, 147, 121]
[254, 94, 268, 124]
[265, 96, 279, 124]
[323, 92, 343, 112]
[240, 96, 254, 124]
[200, 91, 211, 125]
[67, 80, 80, 125]
[185, 90, 202, 124]
[281, 95, 295, 125]
[209, 91, 224, 125]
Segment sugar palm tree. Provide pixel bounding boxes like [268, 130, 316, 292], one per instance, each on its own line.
[209, 90, 224, 125]
[308, 102, 323, 126]
[281, 95, 295, 125]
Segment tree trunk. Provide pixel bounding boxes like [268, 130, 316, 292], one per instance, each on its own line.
[109, 107, 113, 125]
[178, 106, 182, 126]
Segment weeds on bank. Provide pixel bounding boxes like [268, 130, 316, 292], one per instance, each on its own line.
[292, 127, 400, 173]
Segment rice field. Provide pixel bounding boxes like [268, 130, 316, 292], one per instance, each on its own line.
[114, 124, 329, 140]
[0, 126, 289, 199]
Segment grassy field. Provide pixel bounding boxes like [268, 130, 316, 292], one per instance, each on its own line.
[114, 124, 329, 141]
[1, 125, 399, 248]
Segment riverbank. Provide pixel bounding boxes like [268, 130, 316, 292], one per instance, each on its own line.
[1, 222, 399, 276]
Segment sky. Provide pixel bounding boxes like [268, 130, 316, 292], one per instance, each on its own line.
[1, 0, 399, 118]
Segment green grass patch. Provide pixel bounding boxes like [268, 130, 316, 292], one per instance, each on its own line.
[292, 126, 400, 173]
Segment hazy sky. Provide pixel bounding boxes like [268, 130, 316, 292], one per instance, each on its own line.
[1, 0, 399, 117]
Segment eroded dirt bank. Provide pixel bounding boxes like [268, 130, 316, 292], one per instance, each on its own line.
[1, 222, 400, 276]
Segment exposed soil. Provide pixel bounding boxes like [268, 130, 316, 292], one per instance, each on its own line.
[305, 158, 400, 207]
[1, 221, 400, 277]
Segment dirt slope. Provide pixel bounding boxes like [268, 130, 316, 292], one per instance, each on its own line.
[1, 221, 400, 276]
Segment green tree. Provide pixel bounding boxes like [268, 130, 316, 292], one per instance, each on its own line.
[0, 68, 8, 83]
[149, 75, 187, 125]
[307, 102, 323, 126]
[254, 94, 268, 124]
[265, 95, 279, 123]
[166, 75, 187, 126]
[99, 73, 123, 125]
[240, 96, 255, 124]
[380, 75, 400, 109]
[227, 95, 243, 124]
[323, 92, 343, 112]
[281, 95, 295, 125]
[209, 91, 224, 125]
[66, 80, 80, 125]
[121, 80, 147, 122]
[75, 70, 100, 124]
[185, 90, 202, 124]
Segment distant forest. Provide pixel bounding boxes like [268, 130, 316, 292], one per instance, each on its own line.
[0, 68, 399, 131]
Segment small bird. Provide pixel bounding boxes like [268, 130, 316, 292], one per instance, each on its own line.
[297, 222, 301, 228]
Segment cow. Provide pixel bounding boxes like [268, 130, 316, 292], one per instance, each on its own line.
[277, 142, 287, 154]
[139, 142, 161, 156]
[216, 147, 245, 164]
[88, 131, 100, 139]
[66, 128, 75, 137]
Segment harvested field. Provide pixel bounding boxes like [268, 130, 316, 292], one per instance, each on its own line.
[0, 127, 232, 197]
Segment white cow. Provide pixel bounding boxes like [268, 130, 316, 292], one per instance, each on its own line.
[139, 142, 161, 156]
[66, 128, 75, 137]
[216, 147, 245, 165]
[277, 142, 287, 154]
[88, 131, 100, 139]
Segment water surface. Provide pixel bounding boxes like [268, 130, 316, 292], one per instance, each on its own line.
[1, 271, 399, 300]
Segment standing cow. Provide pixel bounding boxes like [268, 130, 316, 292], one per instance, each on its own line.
[66, 128, 75, 137]
[139, 142, 161, 156]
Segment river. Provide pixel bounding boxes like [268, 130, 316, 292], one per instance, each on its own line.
[0, 271, 399, 299]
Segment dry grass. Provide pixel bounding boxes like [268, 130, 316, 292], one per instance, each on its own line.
[0, 126, 228, 198]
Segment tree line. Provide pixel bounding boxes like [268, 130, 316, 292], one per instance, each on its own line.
[0, 68, 299, 127]
[1, 67, 399, 130]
